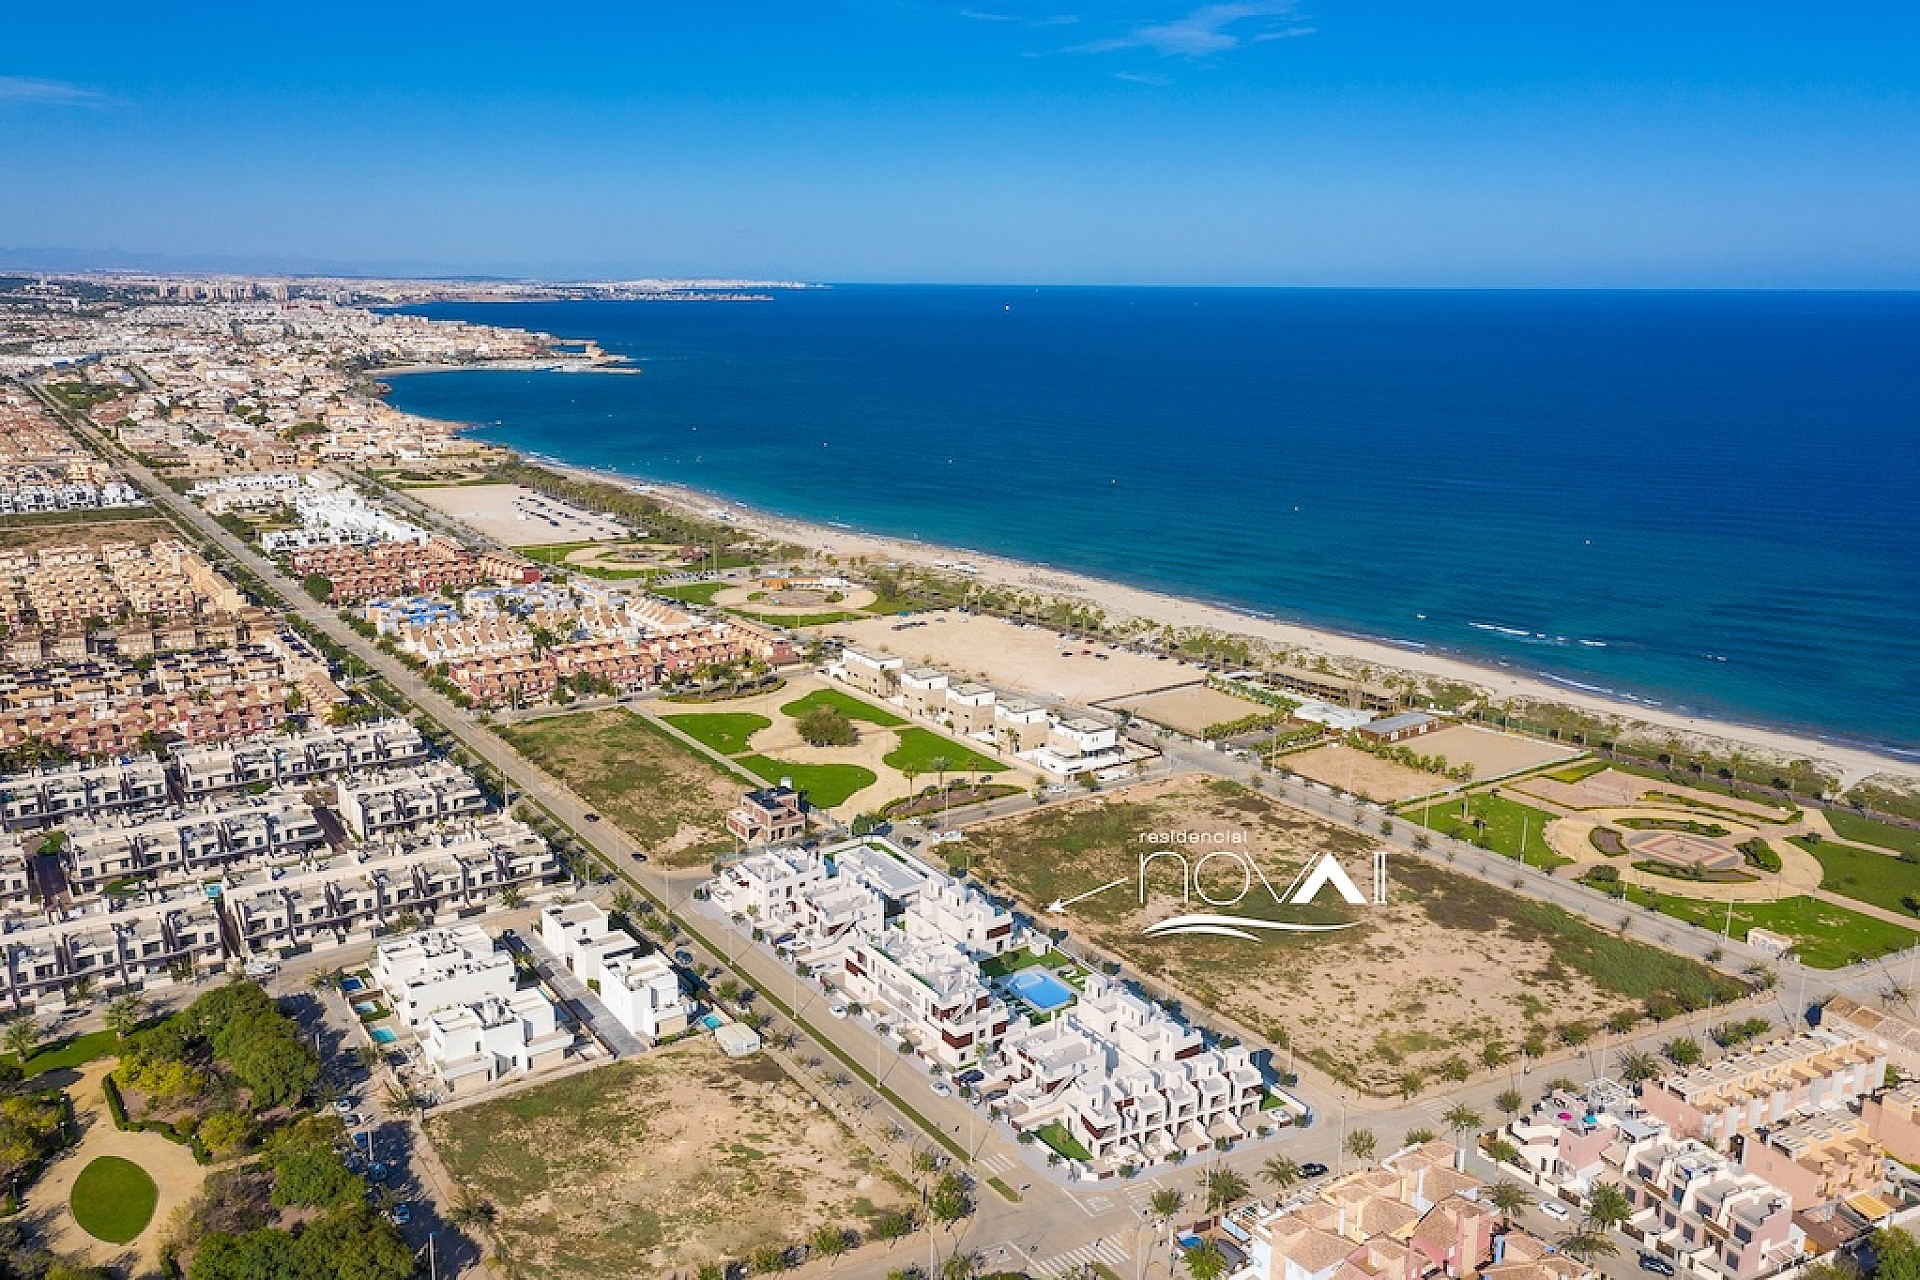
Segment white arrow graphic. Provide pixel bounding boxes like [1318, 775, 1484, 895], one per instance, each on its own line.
[1047, 876, 1129, 915]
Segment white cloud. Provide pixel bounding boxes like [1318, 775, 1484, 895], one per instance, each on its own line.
[1075, 2, 1309, 58]
[0, 76, 116, 107]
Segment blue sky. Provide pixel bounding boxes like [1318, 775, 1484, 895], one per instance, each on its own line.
[3, 1, 1917, 285]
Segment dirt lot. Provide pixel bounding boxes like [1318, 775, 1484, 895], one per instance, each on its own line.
[428, 1043, 910, 1279]
[0, 516, 176, 553]
[408, 482, 627, 545]
[829, 610, 1193, 704]
[1512, 767, 1792, 820]
[498, 708, 748, 867]
[1408, 725, 1579, 778]
[964, 776, 1742, 1093]
[1109, 683, 1260, 735]
[1282, 741, 1450, 803]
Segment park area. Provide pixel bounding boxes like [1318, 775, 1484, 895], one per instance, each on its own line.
[963, 776, 1745, 1095]
[427, 1041, 913, 1280]
[499, 708, 748, 866]
[652, 675, 1020, 816]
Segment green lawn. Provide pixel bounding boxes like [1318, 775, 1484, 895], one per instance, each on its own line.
[780, 687, 906, 727]
[654, 581, 727, 605]
[1828, 811, 1920, 859]
[70, 1156, 158, 1244]
[1615, 885, 1912, 969]
[660, 712, 771, 756]
[1033, 1121, 1092, 1163]
[729, 608, 866, 628]
[1547, 759, 1608, 784]
[1792, 836, 1920, 918]
[22, 1029, 117, 1077]
[883, 727, 1007, 777]
[738, 756, 877, 809]
[1400, 791, 1569, 868]
[979, 949, 1075, 980]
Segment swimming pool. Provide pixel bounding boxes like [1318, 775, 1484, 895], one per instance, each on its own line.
[370, 1028, 398, 1045]
[1006, 970, 1075, 1013]
[698, 1013, 725, 1031]
[340, 977, 366, 995]
[353, 1000, 379, 1016]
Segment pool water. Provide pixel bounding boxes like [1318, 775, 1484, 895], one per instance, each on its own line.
[698, 1013, 725, 1031]
[1006, 970, 1075, 1013]
[353, 1000, 379, 1016]
[340, 977, 366, 994]
[370, 1028, 398, 1045]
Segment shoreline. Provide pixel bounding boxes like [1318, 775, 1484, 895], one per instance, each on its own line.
[479, 445, 1917, 789]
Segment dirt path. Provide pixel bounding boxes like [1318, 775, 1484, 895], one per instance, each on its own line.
[27, 1060, 208, 1278]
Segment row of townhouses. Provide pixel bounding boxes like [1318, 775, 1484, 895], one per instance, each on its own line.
[541, 900, 693, 1042]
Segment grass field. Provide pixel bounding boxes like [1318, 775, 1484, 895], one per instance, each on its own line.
[661, 712, 771, 756]
[883, 727, 1006, 776]
[1400, 791, 1569, 868]
[498, 709, 748, 867]
[654, 581, 727, 605]
[729, 608, 867, 628]
[738, 756, 876, 809]
[70, 1156, 158, 1244]
[779, 687, 906, 727]
[22, 1029, 116, 1077]
[1547, 759, 1609, 784]
[1828, 811, 1920, 860]
[427, 1043, 909, 1279]
[1617, 885, 1912, 969]
[1792, 836, 1920, 918]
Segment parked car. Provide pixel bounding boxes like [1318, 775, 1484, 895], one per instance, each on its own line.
[674, 949, 695, 966]
[332, 1097, 354, 1114]
[1300, 1162, 1329, 1178]
[583, 813, 601, 822]
[1538, 1200, 1571, 1222]
[955, 1069, 985, 1087]
[828, 1003, 849, 1019]
[1639, 1255, 1675, 1276]
[930, 1081, 953, 1098]
[391, 1203, 413, 1226]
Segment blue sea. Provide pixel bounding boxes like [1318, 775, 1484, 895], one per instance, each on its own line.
[384, 288, 1920, 757]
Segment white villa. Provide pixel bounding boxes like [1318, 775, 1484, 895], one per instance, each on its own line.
[540, 900, 692, 1042]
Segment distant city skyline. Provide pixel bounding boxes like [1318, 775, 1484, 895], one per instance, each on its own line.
[4, 1, 1918, 287]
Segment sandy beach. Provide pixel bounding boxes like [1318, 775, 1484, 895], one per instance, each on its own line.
[503, 454, 1918, 790]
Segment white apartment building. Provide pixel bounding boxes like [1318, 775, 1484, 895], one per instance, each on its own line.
[905, 875, 1016, 956]
[1028, 716, 1125, 777]
[172, 718, 427, 800]
[843, 927, 1011, 1069]
[373, 923, 517, 1028]
[0, 756, 171, 830]
[994, 971, 1265, 1169]
[420, 988, 572, 1097]
[1622, 1139, 1803, 1280]
[333, 763, 487, 838]
[540, 901, 691, 1042]
[992, 699, 1050, 753]
[710, 846, 832, 925]
[898, 668, 949, 717]
[832, 647, 904, 699]
[0, 887, 224, 1013]
[261, 489, 429, 554]
[221, 817, 554, 956]
[63, 795, 324, 892]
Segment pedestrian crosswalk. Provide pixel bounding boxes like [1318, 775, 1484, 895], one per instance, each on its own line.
[978, 1151, 1014, 1174]
[1035, 1235, 1130, 1277]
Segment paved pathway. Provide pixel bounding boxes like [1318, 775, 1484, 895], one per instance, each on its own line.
[26, 1061, 209, 1279]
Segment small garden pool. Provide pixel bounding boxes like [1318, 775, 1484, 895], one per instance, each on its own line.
[1006, 970, 1075, 1013]
[370, 1027, 398, 1045]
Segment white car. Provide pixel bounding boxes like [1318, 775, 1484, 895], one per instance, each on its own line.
[930, 1082, 953, 1098]
[828, 1003, 849, 1019]
[1538, 1199, 1571, 1222]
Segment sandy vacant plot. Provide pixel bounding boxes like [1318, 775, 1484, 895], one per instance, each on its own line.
[1513, 767, 1791, 821]
[428, 1043, 910, 1279]
[409, 482, 627, 545]
[1110, 683, 1257, 735]
[830, 610, 1193, 704]
[1410, 725, 1580, 779]
[0, 517, 175, 554]
[964, 776, 1741, 1094]
[712, 583, 878, 614]
[1284, 741, 1452, 803]
[498, 708, 748, 866]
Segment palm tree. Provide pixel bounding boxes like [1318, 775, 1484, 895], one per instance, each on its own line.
[384, 1081, 419, 1116]
[104, 993, 147, 1042]
[1583, 1181, 1633, 1233]
[1441, 1102, 1484, 1155]
[1555, 1227, 1619, 1265]
[1185, 1240, 1231, 1280]
[3, 1016, 37, 1066]
[309, 970, 341, 993]
[1487, 1181, 1532, 1227]
[1344, 1127, 1377, 1164]
[1494, 1088, 1524, 1118]
[1204, 1166, 1250, 1214]
[940, 1250, 982, 1280]
[1260, 1156, 1303, 1193]
[1618, 1049, 1662, 1083]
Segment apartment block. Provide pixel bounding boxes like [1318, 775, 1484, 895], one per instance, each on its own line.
[0, 756, 171, 830]
[834, 648, 903, 699]
[0, 888, 224, 1012]
[63, 794, 324, 892]
[373, 924, 517, 1028]
[172, 718, 428, 800]
[1639, 1030, 1883, 1144]
[1623, 1140, 1802, 1280]
[539, 901, 692, 1042]
[725, 785, 806, 847]
[1734, 1111, 1883, 1207]
[332, 763, 487, 838]
[420, 989, 571, 1098]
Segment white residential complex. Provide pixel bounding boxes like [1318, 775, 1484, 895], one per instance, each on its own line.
[373, 924, 570, 1096]
[540, 900, 693, 1042]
